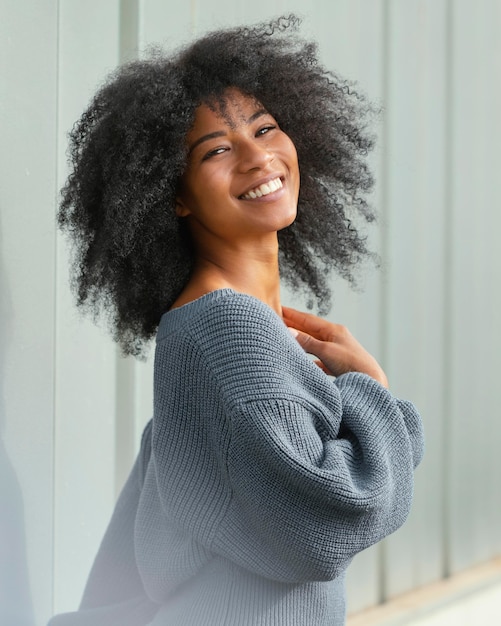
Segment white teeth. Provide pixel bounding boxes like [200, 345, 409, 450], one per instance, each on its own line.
[241, 177, 283, 200]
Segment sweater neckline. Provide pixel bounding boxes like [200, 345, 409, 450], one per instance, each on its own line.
[157, 288, 239, 339]
[169, 288, 237, 314]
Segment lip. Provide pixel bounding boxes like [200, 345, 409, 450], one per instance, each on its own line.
[238, 173, 285, 199]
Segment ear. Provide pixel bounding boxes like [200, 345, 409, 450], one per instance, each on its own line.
[175, 196, 192, 218]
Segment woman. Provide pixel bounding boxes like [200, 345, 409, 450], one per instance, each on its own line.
[49, 16, 424, 626]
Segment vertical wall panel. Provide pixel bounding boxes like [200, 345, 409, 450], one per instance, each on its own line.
[54, 0, 121, 614]
[139, 0, 193, 50]
[194, 0, 239, 31]
[448, 0, 501, 575]
[120, 0, 140, 63]
[305, 0, 387, 613]
[382, 0, 449, 599]
[0, 1, 59, 623]
[482, 0, 501, 562]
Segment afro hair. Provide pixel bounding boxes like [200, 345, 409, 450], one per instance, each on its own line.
[59, 15, 377, 356]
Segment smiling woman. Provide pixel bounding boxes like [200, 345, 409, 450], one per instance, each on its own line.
[57, 15, 378, 356]
[49, 15, 423, 626]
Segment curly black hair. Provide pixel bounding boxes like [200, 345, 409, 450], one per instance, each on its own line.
[59, 15, 377, 356]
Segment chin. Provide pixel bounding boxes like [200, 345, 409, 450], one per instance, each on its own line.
[280, 209, 298, 230]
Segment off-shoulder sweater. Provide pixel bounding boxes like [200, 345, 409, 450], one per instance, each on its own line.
[49, 289, 424, 626]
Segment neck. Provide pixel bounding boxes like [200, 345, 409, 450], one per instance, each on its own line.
[174, 235, 283, 315]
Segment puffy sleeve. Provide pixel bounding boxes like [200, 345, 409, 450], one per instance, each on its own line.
[148, 295, 424, 585]
[215, 373, 423, 582]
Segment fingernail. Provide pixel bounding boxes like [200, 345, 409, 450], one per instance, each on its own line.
[288, 327, 298, 338]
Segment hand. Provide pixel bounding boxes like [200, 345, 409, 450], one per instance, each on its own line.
[282, 306, 389, 388]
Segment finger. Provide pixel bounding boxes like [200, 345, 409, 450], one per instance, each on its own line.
[288, 327, 331, 372]
[282, 307, 332, 339]
[288, 326, 334, 376]
[283, 307, 330, 334]
[288, 327, 351, 378]
[287, 327, 329, 361]
[313, 359, 333, 375]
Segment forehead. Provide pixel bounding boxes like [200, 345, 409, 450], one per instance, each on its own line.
[190, 90, 267, 134]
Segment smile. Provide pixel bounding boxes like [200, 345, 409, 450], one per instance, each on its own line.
[240, 177, 283, 200]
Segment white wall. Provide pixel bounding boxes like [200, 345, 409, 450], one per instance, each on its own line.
[1, 2, 58, 623]
[1, 1, 500, 624]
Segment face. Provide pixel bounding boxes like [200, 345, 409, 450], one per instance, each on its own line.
[176, 89, 300, 248]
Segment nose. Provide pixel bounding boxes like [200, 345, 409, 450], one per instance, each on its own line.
[236, 137, 274, 171]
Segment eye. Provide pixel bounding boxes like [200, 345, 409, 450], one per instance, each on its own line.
[256, 124, 277, 137]
[202, 146, 229, 161]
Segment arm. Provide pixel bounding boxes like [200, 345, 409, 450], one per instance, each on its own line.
[167, 296, 424, 583]
[215, 375, 423, 582]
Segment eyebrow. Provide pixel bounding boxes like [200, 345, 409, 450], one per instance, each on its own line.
[188, 109, 269, 154]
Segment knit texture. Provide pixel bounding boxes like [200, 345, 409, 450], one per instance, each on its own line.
[49, 289, 424, 626]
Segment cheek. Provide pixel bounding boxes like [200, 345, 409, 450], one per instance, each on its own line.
[285, 142, 300, 192]
[178, 170, 232, 223]
[290, 142, 299, 169]
[281, 136, 299, 171]
[177, 170, 212, 210]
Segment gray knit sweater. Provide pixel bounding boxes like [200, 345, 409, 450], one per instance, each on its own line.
[49, 289, 424, 626]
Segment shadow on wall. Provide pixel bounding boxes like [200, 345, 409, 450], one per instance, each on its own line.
[0, 441, 36, 626]
[0, 213, 35, 626]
